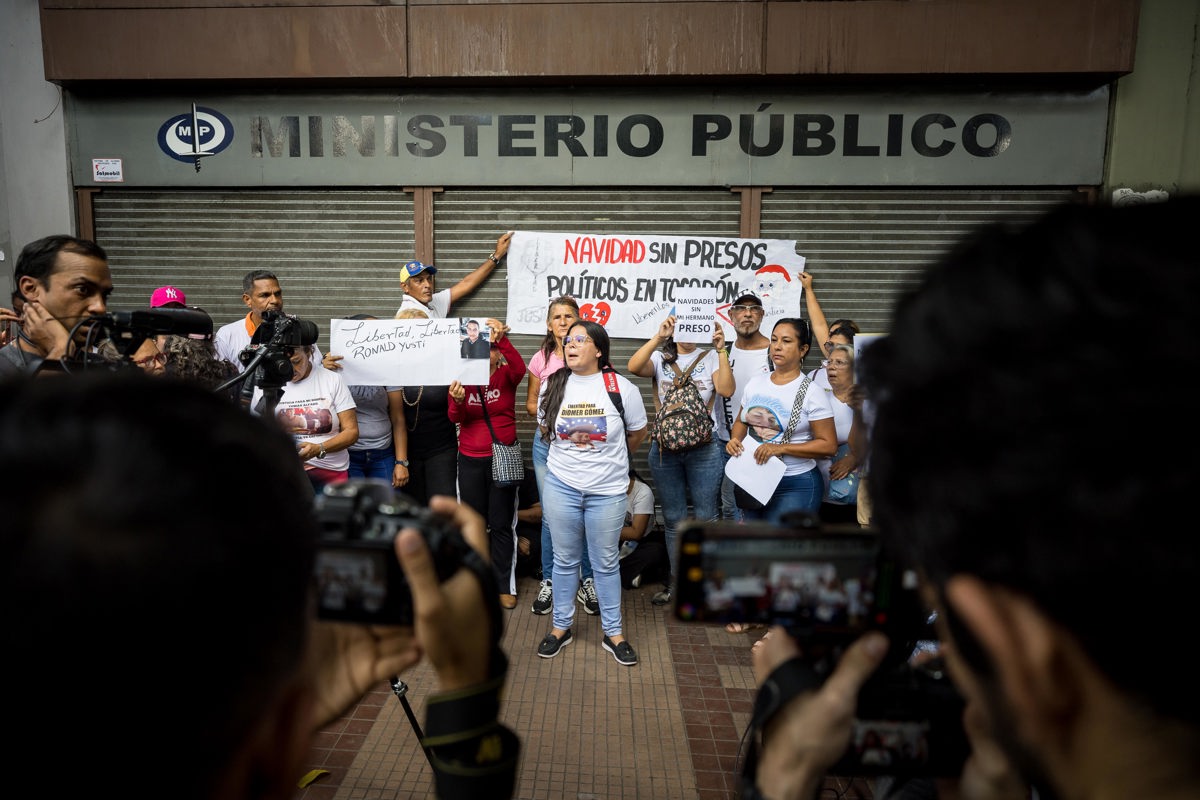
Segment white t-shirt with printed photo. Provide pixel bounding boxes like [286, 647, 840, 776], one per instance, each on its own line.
[254, 364, 357, 472]
[544, 371, 648, 496]
[736, 371, 833, 476]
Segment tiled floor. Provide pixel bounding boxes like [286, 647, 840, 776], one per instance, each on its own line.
[294, 579, 874, 800]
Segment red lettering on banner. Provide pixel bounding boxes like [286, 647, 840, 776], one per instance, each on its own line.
[563, 237, 647, 265]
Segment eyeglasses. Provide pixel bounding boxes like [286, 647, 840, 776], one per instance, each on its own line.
[823, 358, 851, 369]
[730, 304, 764, 315]
[133, 353, 167, 368]
[822, 340, 836, 353]
[562, 334, 592, 345]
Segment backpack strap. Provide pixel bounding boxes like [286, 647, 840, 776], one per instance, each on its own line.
[602, 368, 626, 429]
[672, 350, 716, 411]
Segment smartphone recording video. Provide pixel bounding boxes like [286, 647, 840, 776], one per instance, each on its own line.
[673, 520, 903, 642]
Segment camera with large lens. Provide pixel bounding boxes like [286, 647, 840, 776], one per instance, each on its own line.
[313, 479, 475, 626]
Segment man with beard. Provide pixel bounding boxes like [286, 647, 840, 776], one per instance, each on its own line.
[744, 197, 1199, 800]
[715, 289, 772, 522]
[0, 234, 112, 377]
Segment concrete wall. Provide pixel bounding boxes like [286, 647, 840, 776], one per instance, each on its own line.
[0, 0, 74, 301]
[1107, 0, 1200, 198]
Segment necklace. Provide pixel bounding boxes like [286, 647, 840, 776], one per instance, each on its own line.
[402, 386, 424, 431]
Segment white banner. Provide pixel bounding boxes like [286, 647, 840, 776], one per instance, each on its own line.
[329, 317, 490, 386]
[505, 231, 807, 341]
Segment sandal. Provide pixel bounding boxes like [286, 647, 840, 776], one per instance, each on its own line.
[725, 622, 764, 634]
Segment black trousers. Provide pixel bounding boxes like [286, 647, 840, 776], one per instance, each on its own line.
[457, 451, 519, 595]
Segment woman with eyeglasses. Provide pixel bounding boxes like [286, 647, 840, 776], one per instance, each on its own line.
[816, 343, 861, 525]
[254, 341, 359, 494]
[797, 271, 860, 372]
[725, 317, 837, 524]
[524, 296, 597, 616]
[627, 312, 733, 607]
[535, 320, 648, 666]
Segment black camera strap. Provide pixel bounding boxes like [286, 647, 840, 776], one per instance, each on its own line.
[740, 655, 823, 799]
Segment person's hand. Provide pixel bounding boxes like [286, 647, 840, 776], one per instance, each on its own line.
[755, 442, 781, 464]
[752, 629, 890, 800]
[392, 461, 410, 489]
[932, 694, 1029, 800]
[726, 438, 744, 457]
[322, 353, 344, 371]
[486, 318, 508, 343]
[829, 455, 857, 481]
[798, 271, 814, 293]
[657, 315, 676, 340]
[448, 380, 465, 403]
[305, 496, 492, 730]
[0, 306, 18, 347]
[18, 300, 72, 359]
[494, 231, 514, 258]
[712, 325, 726, 350]
[398, 495, 493, 691]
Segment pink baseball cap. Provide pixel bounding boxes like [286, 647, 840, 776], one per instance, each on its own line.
[150, 285, 187, 308]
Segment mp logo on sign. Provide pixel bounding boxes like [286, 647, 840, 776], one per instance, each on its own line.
[157, 107, 235, 163]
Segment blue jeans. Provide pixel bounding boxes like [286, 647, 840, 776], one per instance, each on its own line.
[717, 444, 742, 522]
[541, 470, 626, 636]
[742, 468, 825, 525]
[348, 446, 394, 481]
[648, 439, 723, 580]
[532, 432, 592, 582]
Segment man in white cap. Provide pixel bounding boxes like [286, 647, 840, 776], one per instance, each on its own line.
[396, 232, 513, 319]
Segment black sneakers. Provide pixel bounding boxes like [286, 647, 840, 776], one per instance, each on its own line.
[532, 579, 553, 615]
[602, 635, 638, 666]
[537, 628, 573, 659]
[576, 576, 599, 615]
[651, 584, 673, 606]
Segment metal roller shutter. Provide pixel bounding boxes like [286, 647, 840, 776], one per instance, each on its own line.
[760, 188, 1082, 369]
[92, 189, 417, 346]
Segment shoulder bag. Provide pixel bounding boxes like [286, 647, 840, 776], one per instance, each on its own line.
[476, 388, 525, 488]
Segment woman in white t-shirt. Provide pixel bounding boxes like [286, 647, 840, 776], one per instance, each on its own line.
[725, 317, 837, 524]
[523, 296, 595, 615]
[627, 313, 733, 607]
[256, 342, 359, 494]
[535, 320, 648, 666]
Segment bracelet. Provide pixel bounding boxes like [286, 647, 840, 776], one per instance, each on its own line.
[488, 253, 500, 265]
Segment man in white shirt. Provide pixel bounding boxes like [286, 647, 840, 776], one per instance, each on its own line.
[715, 290, 773, 521]
[214, 269, 331, 372]
[395, 231, 513, 319]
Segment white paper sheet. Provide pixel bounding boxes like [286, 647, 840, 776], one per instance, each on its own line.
[724, 438, 786, 506]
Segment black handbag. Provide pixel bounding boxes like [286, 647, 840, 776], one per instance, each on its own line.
[476, 388, 525, 488]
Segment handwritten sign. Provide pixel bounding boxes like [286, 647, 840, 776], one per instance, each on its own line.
[329, 318, 490, 386]
[506, 231, 806, 341]
[671, 286, 718, 344]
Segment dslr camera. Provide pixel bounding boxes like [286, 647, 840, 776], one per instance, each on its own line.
[312, 479, 478, 626]
[673, 516, 968, 778]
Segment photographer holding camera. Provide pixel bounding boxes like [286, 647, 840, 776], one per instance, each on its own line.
[745, 197, 1199, 800]
[0, 370, 519, 800]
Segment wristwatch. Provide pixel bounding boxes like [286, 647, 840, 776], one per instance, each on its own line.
[487, 253, 500, 265]
[395, 458, 410, 467]
[317, 443, 327, 459]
